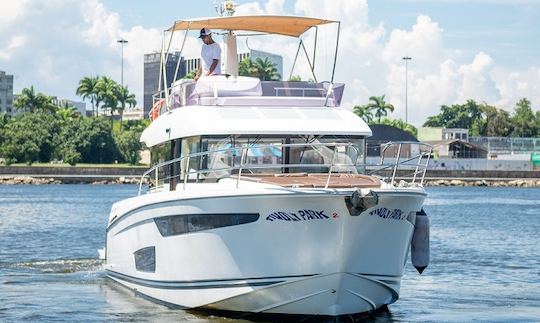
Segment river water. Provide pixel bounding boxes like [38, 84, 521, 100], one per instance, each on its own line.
[0, 185, 538, 322]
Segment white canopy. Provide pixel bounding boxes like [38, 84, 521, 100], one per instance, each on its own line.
[167, 15, 337, 37]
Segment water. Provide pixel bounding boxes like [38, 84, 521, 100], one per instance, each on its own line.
[0, 185, 539, 322]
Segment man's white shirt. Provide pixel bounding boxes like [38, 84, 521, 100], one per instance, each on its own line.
[201, 42, 221, 75]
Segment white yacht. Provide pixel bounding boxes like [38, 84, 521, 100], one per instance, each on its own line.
[105, 14, 431, 319]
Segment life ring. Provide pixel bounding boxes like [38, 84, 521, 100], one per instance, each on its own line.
[150, 98, 165, 121]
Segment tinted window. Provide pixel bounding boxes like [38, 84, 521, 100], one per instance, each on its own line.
[134, 246, 155, 272]
[154, 213, 259, 237]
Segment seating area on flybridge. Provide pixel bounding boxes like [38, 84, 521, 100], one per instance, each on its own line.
[167, 76, 345, 108]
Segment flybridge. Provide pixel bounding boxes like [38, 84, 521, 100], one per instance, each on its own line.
[151, 15, 342, 120]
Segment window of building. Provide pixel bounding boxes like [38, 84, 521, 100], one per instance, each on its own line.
[154, 213, 260, 237]
[134, 246, 155, 272]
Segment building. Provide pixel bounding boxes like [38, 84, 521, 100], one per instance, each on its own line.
[143, 51, 185, 117]
[469, 137, 540, 160]
[417, 127, 469, 142]
[0, 71, 14, 115]
[123, 107, 145, 121]
[52, 97, 87, 116]
[366, 124, 418, 157]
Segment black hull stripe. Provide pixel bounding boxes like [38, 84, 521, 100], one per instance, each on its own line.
[105, 270, 313, 289]
[106, 269, 316, 284]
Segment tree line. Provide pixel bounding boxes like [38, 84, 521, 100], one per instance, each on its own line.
[354, 95, 418, 137]
[0, 77, 146, 166]
[353, 95, 540, 138]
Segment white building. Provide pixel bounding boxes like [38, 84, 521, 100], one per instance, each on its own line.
[123, 107, 145, 120]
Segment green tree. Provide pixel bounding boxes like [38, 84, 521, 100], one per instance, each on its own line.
[55, 105, 80, 127]
[289, 75, 302, 82]
[511, 98, 538, 137]
[423, 99, 483, 135]
[115, 85, 137, 126]
[363, 95, 395, 123]
[114, 129, 142, 164]
[1, 113, 59, 164]
[76, 76, 100, 117]
[96, 76, 119, 127]
[13, 86, 57, 114]
[353, 105, 374, 124]
[239, 57, 281, 81]
[379, 118, 418, 137]
[55, 117, 119, 164]
[480, 103, 513, 137]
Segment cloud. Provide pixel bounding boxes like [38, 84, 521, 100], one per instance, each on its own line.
[0, 1, 29, 30]
[1, 0, 538, 125]
[0, 35, 27, 60]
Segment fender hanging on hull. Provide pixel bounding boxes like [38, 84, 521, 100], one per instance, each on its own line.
[411, 209, 430, 274]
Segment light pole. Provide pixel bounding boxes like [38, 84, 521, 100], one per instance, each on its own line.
[117, 39, 128, 87]
[402, 56, 412, 124]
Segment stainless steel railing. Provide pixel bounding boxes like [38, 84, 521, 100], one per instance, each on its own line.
[138, 141, 432, 195]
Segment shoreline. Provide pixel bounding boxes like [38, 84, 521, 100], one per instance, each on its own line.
[1, 175, 540, 187]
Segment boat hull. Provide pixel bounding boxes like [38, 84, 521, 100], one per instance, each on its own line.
[105, 188, 425, 316]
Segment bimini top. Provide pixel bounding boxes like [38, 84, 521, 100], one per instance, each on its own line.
[167, 15, 337, 37]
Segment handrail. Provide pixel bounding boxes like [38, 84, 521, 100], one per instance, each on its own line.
[138, 141, 432, 195]
[369, 141, 433, 185]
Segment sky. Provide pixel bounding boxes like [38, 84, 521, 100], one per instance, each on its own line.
[1, 0, 540, 126]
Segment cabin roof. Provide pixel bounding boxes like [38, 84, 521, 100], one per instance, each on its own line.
[140, 105, 372, 147]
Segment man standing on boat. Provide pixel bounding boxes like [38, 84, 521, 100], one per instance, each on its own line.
[195, 28, 221, 81]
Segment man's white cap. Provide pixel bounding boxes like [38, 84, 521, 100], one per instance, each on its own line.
[199, 28, 212, 38]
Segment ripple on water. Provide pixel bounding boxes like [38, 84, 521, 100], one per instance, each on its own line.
[2, 258, 104, 274]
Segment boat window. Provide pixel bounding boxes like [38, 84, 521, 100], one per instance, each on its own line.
[150, 142, 170, 166]
[289, 136, 364, 173]
[177, 135, 365, 182]
[134, 246, 155, 272]
[154, 213, 260, 237]
[180, 136, 202, 179]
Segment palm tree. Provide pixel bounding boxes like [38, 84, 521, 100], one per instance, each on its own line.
[239, 57, 281, 81]
[353, 105, 374, 123]
[366, 95, 395, 123]
[56, 104, 80, 126]
[76, 76, 100, 117]
[96, 76, 119, 127]
[115, 85, 137, 126]
[14, 86, 40, 113]
[14, 86, 57, 114]
[253, 57, 281, 81]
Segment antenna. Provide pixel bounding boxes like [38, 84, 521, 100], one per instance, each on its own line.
[214, 0, 237, 17]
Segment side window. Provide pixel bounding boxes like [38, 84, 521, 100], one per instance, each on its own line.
[154, 213, 259, 237]
[134, 246, 156, 272]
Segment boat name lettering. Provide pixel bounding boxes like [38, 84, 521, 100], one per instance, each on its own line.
[266, 210, 330, 222]
[368, 208, 404, 220]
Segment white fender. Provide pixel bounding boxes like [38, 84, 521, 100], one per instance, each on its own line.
[411, 209, 429, 274]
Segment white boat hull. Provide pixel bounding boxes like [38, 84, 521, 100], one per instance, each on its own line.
[105, 186, 425, 316]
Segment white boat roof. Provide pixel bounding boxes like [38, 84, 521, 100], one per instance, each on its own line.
[167, 15, 337, 37]
[140, 106, 372, 147]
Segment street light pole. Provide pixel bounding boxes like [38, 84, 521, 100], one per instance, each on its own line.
[402, 56, 412, 124]
[117, 39, 128, 87]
